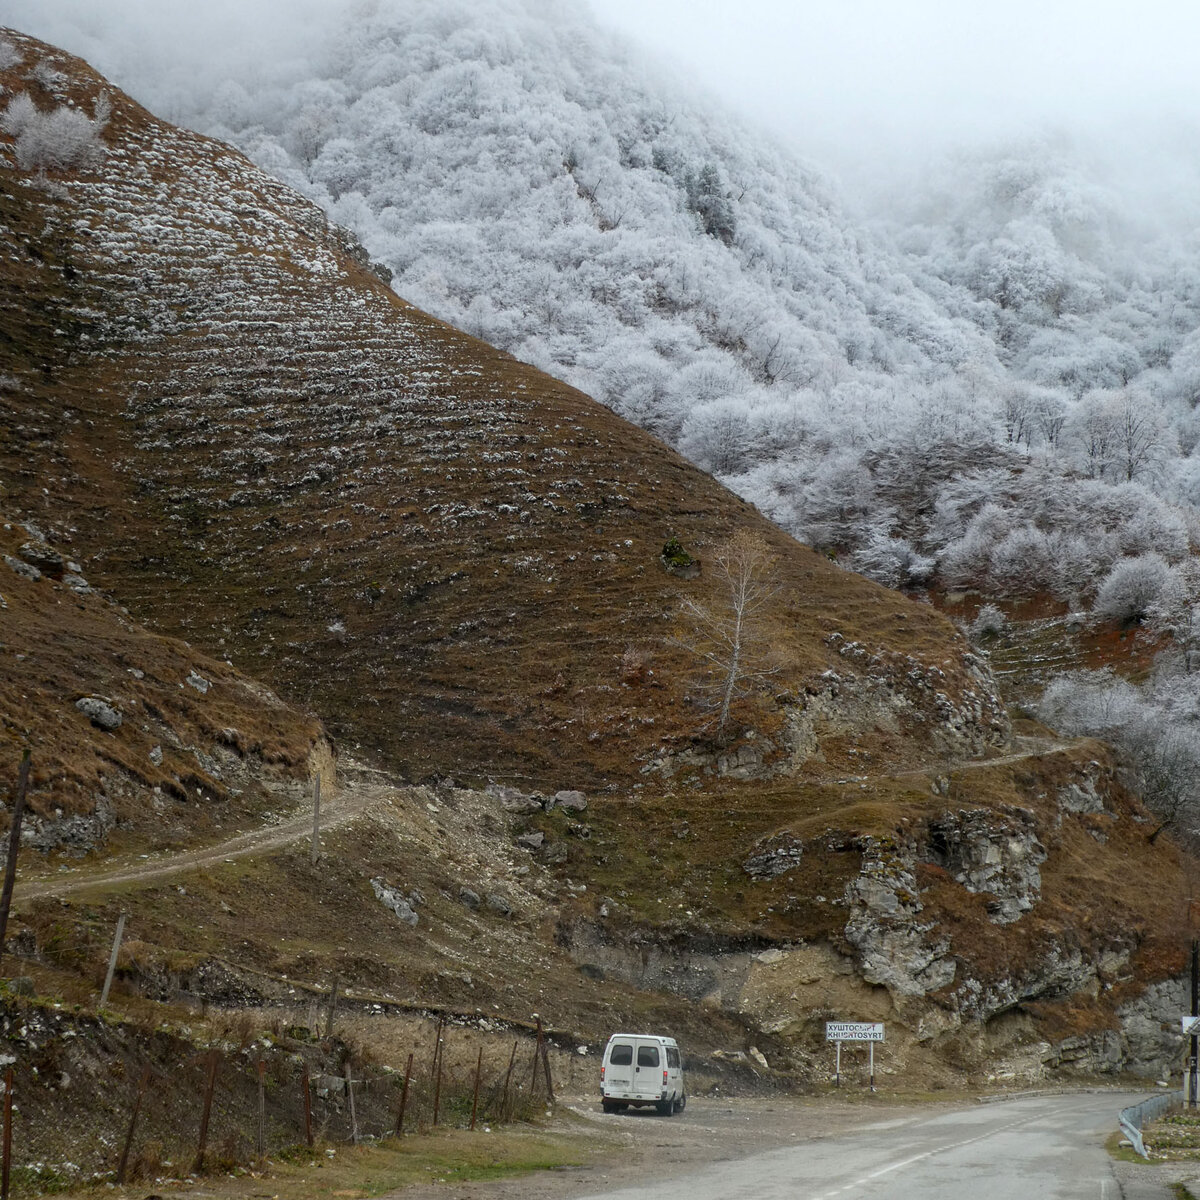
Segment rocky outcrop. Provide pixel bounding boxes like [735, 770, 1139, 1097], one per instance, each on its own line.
[924, 808, 1046, 924]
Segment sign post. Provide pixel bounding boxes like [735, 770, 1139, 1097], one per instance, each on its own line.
[1182, 1015, 1200, 1104]
[825, 1022, 884, 1093]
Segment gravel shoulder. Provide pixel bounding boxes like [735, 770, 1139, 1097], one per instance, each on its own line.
[384, 1092, 953, 1200]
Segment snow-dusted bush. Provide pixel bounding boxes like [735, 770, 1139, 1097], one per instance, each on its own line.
[0, 38, 20, 72]
[848, 530, 934, 590]
[3, 92, 107, 172]
[1092, 553, 1175, 625]
[969, 604, 1007, 641]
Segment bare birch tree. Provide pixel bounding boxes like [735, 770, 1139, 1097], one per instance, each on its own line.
[673, 531, 780, 739]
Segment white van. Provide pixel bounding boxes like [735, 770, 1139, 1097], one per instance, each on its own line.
[600, 1033, 685, 1115]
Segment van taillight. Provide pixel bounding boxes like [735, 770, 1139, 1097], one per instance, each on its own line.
[663, 1069, 668, 1084]
[600, 1066, 605, 1080]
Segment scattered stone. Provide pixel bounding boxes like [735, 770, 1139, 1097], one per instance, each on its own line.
[516, 831, 545, 851]
[553, 789, 587, 812]
[370, 878, 418, 926]
[487, 783, 542, 814]
[4, 555, 39, 582]
[485, 892, 512, 916]
[16, 541, 63, 578]
[63, 573, 91, 593]
[149, 745, 163, 766]
[9, 978, 34, 997]
[186, 670, 210, 693]
[459, 887, 481, 910]
[743, 835, 803, 881]
[543, 842, 568, 865]
[74, 696, 122, 730]
[749, 1046, 769, 1070]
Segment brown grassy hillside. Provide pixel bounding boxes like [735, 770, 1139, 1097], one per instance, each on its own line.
[0, 28, 1191, 1107]
[0, 29, 999, 794]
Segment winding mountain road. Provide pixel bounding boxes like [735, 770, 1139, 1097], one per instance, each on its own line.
[572, 1093, 1158, 1200]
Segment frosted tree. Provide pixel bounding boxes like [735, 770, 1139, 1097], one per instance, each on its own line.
[673, 531, 779, 739]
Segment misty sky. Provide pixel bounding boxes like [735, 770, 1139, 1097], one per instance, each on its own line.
[8, 0, 1200, 189]
[588, 0, 1200, 171]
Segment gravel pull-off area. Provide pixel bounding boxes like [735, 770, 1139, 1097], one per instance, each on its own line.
[383, 1094, 943, 1200]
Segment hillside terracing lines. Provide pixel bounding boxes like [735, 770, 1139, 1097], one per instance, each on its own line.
[0, 29, 1005, 789]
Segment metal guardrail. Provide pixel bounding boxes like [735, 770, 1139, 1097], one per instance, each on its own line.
[1118, 1090, 1183, 1158]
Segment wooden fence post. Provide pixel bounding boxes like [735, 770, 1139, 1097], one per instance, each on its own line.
[256, 1059, 267, 1158]
[324, 975, 339, 1040]
[301, 1066, 314, 1148]
[115, 1066, 151, 1184]
[2, 1066, 13, 1200]
[470, 1047, 482, 1130]
[432, 1032, 445, 1127]
[192, 1051, 219, 1174]
[310, 775, 321, 865]
[0, 752, 31, 971]
[394, 1052, 413, 1137]
[501, 1040, 517, 1119]
[345, 1058, 359, 1144]
[99, 912, 126, 1008]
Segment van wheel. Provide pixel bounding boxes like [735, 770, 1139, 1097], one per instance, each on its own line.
[673, 1093, 686, 1114]
[601, 1099, 621, 1114]
[656, 1099, 673, 1116]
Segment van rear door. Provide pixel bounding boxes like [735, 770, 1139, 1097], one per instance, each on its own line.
[605, 1039, 635, 1096]
[632, 1038, 663, 1100]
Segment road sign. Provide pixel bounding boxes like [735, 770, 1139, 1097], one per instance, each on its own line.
[1181, 1016, 1200, 1036]
[826, 1021, 884, 1042]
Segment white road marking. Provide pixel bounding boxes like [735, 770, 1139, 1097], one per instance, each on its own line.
[807, 1111, 1047, 1199]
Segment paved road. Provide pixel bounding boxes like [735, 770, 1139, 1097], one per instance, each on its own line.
[575, 1093, 1153, 1200]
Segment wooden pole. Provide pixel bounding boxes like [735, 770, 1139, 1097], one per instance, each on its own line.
[501, 1040, 517, 1119]
[310, 775, 321, 865]
[192, 1051, 219, 1174]
[0, 752, 32, 970]
[394, 1052, 413, 1137]
[540, 1035, 555, 1103]
[2, 1067, 13, 1200]
[432, 1031, 445, 1127]
[324, 974, 339, 1040]
[256, 1059, 267, 1158]
[301, 1067, 314, 1148]
[345, 1058, 359, 1144]
[115, 1066, 151, 1184]
[470, 1047, 483, 1130]
[99, 912, 127, 1008]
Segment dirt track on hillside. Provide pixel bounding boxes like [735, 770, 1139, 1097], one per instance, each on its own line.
[11, 762, 391, 904]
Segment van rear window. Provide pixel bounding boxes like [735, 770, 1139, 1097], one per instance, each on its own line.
[637, 1045, 660, 1067]
[667, 1047, 680, 1068]
[609, 1043, 633, 1065]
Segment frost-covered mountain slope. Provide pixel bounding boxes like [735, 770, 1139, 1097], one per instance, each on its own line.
[163, 1, 999, 441]
[13, 0, 1200, 612]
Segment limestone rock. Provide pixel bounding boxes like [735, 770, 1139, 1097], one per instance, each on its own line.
[370, 878, 418, 926]
[553, 789, 587, 812]
[925, 808, 1046, 924]
[743, 835, 802, 881]
[516, 831, 545, 850]
[487, 784, 543, 814]
[17, 541, 63, 578]
[74, 696, 122, 730]
[4, 555, 40, 582]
